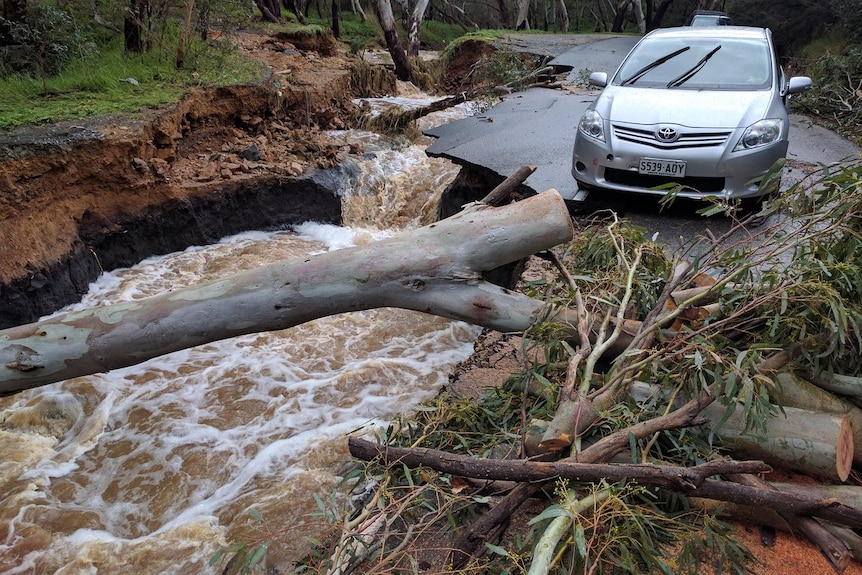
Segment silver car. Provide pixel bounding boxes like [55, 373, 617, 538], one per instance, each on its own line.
[571, 27, 812, 201]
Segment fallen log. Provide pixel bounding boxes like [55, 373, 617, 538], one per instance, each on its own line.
[1, 190, 575, 395]
[702, 402, 854, 482]
[347, 436, 862, 529]
[773, 371, 862, 467]
[809, 372, 862, 401]
[631, 381, 856, 481]
[348, 436, 771, 489]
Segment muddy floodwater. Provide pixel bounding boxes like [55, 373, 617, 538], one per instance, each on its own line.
[0, 96, 483, 574]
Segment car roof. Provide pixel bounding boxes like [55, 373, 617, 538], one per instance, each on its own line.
[646, 26, 768, 41]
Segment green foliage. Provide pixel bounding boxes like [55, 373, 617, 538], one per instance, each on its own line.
[794, 46, 862, 145]
[829, 0, 862, 44]
[210, 509, 271, 574]
[0, 3, 96, 81]
[418, 18, 465, 50]
[439, 30, 504, 61]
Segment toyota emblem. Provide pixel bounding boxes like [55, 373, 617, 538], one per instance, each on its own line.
[656, 126, 679, 142]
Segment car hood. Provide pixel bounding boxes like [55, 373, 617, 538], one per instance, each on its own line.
[595, 86, 774, 129]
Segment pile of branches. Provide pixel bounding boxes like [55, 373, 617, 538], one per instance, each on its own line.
[281, 159, 862, 575]
[796, 46, 862, 145]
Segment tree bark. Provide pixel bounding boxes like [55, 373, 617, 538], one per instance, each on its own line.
[124, 0, 146, 53]
[407, 0, 429, 57]
[610, 0, 628, 32]
[350, 0, 367, 21]
[348, 436, 862, 529]
[0, 190, 574, 396]
[494, 0, 510, 28]
[255, 0, 282, 22]
[702, 402, 854, 482]
[348, 437, 771, 489]
[372, 0, 412, 80]
[331, 0, 341, 38]
[557, 0, 569, 32]
[515, 0, 531, 29]
[773, 371, 862, 467]
[175, 0, 196, 68]
[629, 0, 645, 34]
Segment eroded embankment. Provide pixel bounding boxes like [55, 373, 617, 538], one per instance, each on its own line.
[0, 43, 396, 329]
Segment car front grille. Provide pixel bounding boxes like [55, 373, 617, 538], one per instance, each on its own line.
[612, 125, 731, 150]
[605, 168, 725, 193]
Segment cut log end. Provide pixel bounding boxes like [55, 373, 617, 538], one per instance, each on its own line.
[537, 436, 571, 451]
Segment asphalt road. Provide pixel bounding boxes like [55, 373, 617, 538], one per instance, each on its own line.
[426, 36, 643, 200]
[425, 35, 861, 239]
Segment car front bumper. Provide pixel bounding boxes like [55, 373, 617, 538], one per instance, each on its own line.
[571, 126, 788, 201]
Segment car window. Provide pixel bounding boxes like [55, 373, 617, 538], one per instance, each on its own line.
[691, 16, 732, 26]
[614, 37, 772, 90]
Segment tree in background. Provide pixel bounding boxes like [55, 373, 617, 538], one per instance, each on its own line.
[405, 0, 428, 56]
[372, 0, 411, 79]
[829, 0, 862, 44]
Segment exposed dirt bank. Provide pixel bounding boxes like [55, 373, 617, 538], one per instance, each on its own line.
[0, 31, 396, 328]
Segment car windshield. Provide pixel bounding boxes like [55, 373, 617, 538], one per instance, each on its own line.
[614, 37, 772, 90]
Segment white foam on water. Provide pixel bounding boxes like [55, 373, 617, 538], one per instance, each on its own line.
[0, 223, 480, 574]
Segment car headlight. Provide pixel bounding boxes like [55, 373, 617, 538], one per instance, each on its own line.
[578, 109, 605, 142]
[734, 119, 783, 150]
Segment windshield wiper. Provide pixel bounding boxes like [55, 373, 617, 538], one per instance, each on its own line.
[620, 46, 691, 86]
[666, 45, 721, 88]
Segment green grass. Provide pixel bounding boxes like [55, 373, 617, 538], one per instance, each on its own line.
[0, 35, 268, 131]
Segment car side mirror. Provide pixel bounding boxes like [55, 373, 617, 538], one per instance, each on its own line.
[589, 72, 608, 87]
[787, 76, 813, 95]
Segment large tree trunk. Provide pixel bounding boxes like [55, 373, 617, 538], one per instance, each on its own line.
[406, 0, 429, 57]
[630, 0, 645, 34]
[175, 0, 196, 68]
[557, 0, 569, 32]
[331, 0, 341, 38]
[0, 190, 574, 396]
[372, 0, 412, 81]
[774, 371, 862, 467]
[610, 0, 629, 32]
[496, 0, 510, 28]
[515, 0, 531, 29]
[255, 0, 281, 22]
[701, 402, 854, 482]
[350, 0, 367, 22]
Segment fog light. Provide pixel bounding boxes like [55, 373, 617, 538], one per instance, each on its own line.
[576, 161, 586, 172]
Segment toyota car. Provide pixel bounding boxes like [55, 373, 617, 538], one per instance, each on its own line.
[571, 27, 812, 202]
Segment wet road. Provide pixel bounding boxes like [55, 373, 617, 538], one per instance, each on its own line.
[425, 35, 861, 241]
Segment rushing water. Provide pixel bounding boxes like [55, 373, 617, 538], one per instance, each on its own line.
[0, 93, 482, 574]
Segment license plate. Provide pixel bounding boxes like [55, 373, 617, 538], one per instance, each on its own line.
[638, 158, 686, 177]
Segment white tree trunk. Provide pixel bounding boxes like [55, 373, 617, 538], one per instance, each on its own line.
[0, 191, 574, 395]
[351, 0, 367, 21]
[515, 0, 531, 29]
[558, 0, 569, 32]
[407, 0, 430, 57]
[630, 0, 645, 34]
